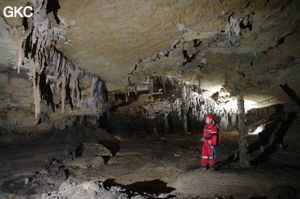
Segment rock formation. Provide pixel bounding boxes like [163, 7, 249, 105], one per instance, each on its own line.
[0, 0, 299, 142]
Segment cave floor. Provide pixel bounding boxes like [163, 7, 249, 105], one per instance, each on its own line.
[0, 132, 300, 199]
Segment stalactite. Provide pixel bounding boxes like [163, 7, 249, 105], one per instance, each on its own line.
[144, 75, 238, 130]
[125, 92, 128, 103]
[14, 0, 109, 120]
[162, 76, 166, 96]
[15, 17, 33, 74]
[33, 66, 41, 119]
[181, 84, 189, 134]
[149, 77, 154, 99]
[61, 74, 66, 113]
[89, 76, 105, 108]
[76, 77, 81, 100]
[133, 84, 137, 96]
[16, 42, 24, 74]
[164, 112, 169, 134]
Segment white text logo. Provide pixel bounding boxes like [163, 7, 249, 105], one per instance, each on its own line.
[3, 6, 33, 18]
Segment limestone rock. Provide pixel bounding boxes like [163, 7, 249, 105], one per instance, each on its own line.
[64, 157, 91, 169]
[75, 142, 112, 157]
[42, 179, 132, 199]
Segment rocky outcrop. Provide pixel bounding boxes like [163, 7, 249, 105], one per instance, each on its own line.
[20, 0, 109, 119]
[0, 0, 110, 142]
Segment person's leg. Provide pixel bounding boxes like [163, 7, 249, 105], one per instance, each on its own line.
[209, 158, 216, 168]
[208, 145, 216, 168]
[201, 143, 209, 168]
[201, 158, 209, 168]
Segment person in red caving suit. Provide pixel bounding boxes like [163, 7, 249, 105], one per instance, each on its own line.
[201, 114, 219, 170]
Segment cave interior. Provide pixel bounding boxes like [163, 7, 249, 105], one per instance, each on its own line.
[0, 0, 300, 198]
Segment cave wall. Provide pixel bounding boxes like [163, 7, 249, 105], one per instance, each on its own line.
[0, 0, 110, 145]
[0, 66, 108, 145]
[0, 0, 299, 143]
[103, 75, 238, 138]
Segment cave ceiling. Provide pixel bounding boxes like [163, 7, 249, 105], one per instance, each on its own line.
[0, 0, 300, 108]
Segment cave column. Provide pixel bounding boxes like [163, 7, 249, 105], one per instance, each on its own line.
[237, 94, 251, 167]
[181, 85, 188, 134]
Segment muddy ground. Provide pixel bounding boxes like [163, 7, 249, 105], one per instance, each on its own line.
[0, 131, 299, 199]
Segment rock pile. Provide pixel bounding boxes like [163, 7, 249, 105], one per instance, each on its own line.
[41, 179, 146, 199]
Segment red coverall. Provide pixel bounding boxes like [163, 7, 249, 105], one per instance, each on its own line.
[201, 123, 218, 168]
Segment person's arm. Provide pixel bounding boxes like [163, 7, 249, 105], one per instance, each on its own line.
[208, 127, 217, 146]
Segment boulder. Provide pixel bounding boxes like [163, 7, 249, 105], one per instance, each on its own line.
[75, 142, 112, 157]
[64, 143, 111, 169]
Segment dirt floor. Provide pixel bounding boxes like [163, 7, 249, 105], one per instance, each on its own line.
[0, 131, 300, 199]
